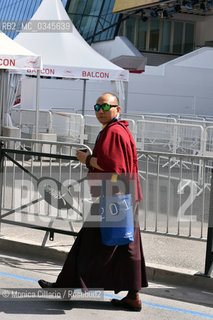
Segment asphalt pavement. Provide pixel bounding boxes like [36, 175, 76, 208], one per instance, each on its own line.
[0, 218, 212, 293]
[0, 249, 213, 320]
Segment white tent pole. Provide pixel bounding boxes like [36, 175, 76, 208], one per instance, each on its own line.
[124, 81, 128, 114]
[82, 79, 87, 115]
[35, 69, 40, 139]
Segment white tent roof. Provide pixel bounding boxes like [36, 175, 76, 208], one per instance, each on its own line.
[161, 47, 213, 70]
[15, 0, 128, 81]
[0, 31, 41, 70]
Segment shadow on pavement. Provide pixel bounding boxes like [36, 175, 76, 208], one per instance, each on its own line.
[0, 300, 122, 314]
[142, 285, 213, 308]
[0, 255, 62, 277]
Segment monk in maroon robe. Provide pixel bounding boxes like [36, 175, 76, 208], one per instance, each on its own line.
[38, 92, 148, 311]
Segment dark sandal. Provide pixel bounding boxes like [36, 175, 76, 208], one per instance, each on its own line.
[38, 279, 57, 288]
[111, 297, 142, 311]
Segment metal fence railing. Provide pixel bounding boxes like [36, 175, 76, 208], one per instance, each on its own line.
[9, 108, 213, 157]
[0, 137, 92, 245]
[11, 109, 52, 135]
[136, 120, 204, 155]
[0, 137, 212, 275]
[50, 111, 85, 144]
[0, 136, 211, 240]
[137, 150, 213, 242]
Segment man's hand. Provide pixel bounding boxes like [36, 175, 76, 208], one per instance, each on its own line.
[76, 150, 90, 164]
[76, 150, 104, 171]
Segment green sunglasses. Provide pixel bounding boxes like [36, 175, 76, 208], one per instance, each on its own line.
[94, 103, 118, 112]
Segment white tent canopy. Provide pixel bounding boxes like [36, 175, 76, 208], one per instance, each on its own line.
[127, 47, 213, 115]
[0, 31, 41, 135]
[0, 31, 41, 70]
[15, 0, 128, 82]
[161, 46, 213, 70]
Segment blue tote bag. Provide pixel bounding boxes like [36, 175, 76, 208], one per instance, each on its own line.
[99, 187, 134, 246]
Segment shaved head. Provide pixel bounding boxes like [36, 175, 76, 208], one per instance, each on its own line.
[97, 92, 119, 105]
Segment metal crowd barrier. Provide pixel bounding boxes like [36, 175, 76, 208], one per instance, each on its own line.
[0, 136, 211, 241]
[136, 120, 204, 155]
[0, 137, 212, 275]
[50, 111, 85, 144]
[137, 150, 213, 276]
[204, 126, 213, 157]
[136, 150, 213, 240]
[9, 108, 213, 157]
[11, 108, 52, 134]
[0, 137, 92, 246]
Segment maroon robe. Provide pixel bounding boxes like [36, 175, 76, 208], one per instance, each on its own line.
[56, 120, 148, 292]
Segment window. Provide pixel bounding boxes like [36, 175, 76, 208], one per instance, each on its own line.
[66, 0, 120, 43]
[118, 19, 123, 36]
[126, 16, 135, 44]
[84, 1, 103, 15]
[149, 19, 160, 51]
[184, 23, 194, 53]
[80, 16, 98, 39]
[0, 0, 42, 39]
[161, 20, 171, 53]
[173, 21, 183, 54]
[67, 0, 87, 16]
[119, 14, 195, 56]
[138, 19, 148, 50]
